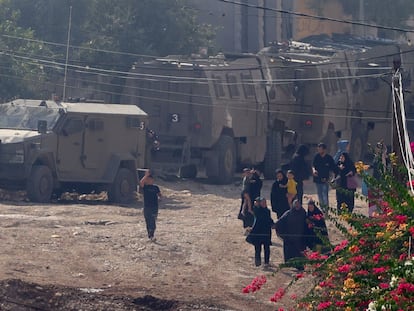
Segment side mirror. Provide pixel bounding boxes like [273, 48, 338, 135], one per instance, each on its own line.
[37, 120, 47, 134]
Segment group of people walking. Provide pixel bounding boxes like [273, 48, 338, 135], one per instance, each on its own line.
[241, 140, 359, 268]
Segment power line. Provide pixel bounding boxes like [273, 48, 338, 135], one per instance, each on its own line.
[217, 0, 414, 33]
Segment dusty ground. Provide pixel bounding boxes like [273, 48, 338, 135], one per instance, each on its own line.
[0, 177, 366, 311]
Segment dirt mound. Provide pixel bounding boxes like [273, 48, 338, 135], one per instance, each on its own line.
[0, 279, 228, 311]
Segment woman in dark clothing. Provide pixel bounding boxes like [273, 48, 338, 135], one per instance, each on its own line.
[275, 199, 307, 265]
[275, 200, 306, 268]
[240, 190, 254, 228]
[305, 200, 329, 252]
[270, 169, 290, 218]
[335, 152, 357, 213]
[290, 144, 310, 204]
[246, 197, 274, 267]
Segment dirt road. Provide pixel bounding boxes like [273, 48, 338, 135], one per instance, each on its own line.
[0, 178, 362, 310]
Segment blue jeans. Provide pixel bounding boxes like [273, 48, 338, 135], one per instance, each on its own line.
[315, 182, 329, 207]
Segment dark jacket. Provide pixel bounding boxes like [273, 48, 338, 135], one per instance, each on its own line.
[248, 172, 262, 201]
[270, 176, 290, 218]
[290, 145, 310, 182]
[336, 153, 356, 190]
[247, 206, 274, 245]
[312, 153, 336, 183]
[275, 206, 307, 262]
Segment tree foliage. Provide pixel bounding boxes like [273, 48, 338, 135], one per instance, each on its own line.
[0, 0, 215, 100]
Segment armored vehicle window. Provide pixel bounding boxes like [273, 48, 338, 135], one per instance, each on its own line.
[365, 77, 379, 92]
[226, 74, 240, 98]
[88, 118, 104, 131]
[241, 73, 256, 99]
[329, 71, 339, 94]
[212, 75, 225, 98]
[336, 69, 347, 92]
[126, 117, 145, 129]
[61, 118, 84, 136]
[322, 71, 331, 96]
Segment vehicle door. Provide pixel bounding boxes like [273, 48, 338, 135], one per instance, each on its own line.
[56, 116, 85, 180]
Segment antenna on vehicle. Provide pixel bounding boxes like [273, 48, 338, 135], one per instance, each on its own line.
[62, 6, 72, 102]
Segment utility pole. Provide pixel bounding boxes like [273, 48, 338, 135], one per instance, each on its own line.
[392, 57, 406, 180]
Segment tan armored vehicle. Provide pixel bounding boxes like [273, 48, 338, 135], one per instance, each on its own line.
[0, 99, 147, 203]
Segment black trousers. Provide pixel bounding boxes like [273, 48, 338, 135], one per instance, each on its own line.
[254, 242, 270, 265]
[336, 188, 355, 213]
[296, 180, 304, 204]
[143, 207, 158, 238]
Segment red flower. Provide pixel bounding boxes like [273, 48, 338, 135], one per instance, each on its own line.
[338, 264, 352, 273]
[333, 240, 348, 253]
[373, 253, 381, 262]
[270, 288, 285, 303]
[395, 214, 408, 224]
[317, 301, 332, 310]
[409, 227, 414, 237]
[242, 275, 267, 293]
[372, 267, 389, 274]
[335, 301, 346, 307]
[355, 270, 369, 276]
[350, 255, 365, 264]
[379, 283, 390, 289]
[296, 272, 305, 279]
[396, 281, 414, 294]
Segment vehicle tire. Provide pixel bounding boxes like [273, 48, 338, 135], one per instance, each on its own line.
[180, 164, 197, 179]
[263, 130, 282, 179]
[207, 136, 235, 184]
[108, 168, 137, 204]
[27, 165, 54, 203]
[350, 126, 367, 161]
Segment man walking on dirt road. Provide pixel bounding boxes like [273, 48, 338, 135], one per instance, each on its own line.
[140, 169, 161, 242]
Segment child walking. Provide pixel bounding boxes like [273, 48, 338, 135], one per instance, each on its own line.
[286, 170, 297, 207]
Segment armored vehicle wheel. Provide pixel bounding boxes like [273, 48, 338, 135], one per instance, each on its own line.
[180, 165, 197, 179]
[108, 168, 137, 204]
[208, 136, 235, 184]
[27, 165, 53, 203]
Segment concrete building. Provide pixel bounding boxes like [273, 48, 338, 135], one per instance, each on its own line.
[190, 0, 380, 54]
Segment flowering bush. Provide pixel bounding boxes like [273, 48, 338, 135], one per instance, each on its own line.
[242, 155, 414, 310]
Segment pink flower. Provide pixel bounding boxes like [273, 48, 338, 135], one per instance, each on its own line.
[373, 253, 381, 262]
[355, 270, 369, 276]
[395, 215, 408, 224]
[397, 281, 414, 294]
[333, 240, 348, 253]
[372, 267, 389, 274]
[317, 301, 332, 310]
[379, 283, 390, 289]
[350, 255, 365, 264]
[335, 301, 346, 307]
[290, 294, 297, 300]
[338, 264, 352, 273]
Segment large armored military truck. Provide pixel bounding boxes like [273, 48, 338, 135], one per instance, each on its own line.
[0, 99, 147, 203]
[121, 54, 289, 183]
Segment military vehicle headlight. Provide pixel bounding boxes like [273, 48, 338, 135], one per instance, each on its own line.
[9, 149, 24, 163]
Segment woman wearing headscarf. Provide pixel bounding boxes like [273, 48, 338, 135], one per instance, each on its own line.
[274, 199, 307, 267]
[335, 152, 357, 213]
[305, 199, 329, 252]
[270, 169, 290, 218]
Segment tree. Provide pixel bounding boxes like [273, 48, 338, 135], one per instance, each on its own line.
[0, 0, 53, 100]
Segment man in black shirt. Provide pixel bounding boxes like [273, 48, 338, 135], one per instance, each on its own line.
[312, 143, 336, 208]
[139, 169, 161, 241]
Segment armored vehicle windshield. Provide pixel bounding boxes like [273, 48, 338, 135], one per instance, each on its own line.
[0, 100, 60, 131]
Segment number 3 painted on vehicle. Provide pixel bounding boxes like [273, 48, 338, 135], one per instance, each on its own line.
[171, 113, 180, 123]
